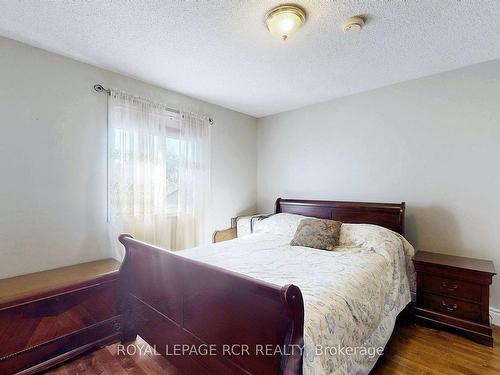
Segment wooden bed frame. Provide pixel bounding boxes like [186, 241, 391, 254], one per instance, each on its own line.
[119, 198, 406, 375]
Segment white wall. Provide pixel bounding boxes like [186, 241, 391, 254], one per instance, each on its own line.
[0, 36, 257, 278]
[257, 59, 500, 309]
[3, 34, 500, 314]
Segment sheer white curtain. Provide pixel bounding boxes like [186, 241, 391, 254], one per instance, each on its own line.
[176, 112, 211, 249]
[108, 90, 210, 255]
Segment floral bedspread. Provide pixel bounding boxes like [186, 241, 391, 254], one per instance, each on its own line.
[178, 223, 415, 375]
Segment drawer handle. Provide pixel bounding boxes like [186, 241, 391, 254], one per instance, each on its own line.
[441, 282, 458, 291]
[441, 301, 458, 311]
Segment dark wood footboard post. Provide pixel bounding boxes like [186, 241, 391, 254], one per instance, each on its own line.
[119, 234, 138, 343]
[280, 284, 304, 375]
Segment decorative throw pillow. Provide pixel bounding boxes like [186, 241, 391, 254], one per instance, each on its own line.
[290, 218, 342, 251]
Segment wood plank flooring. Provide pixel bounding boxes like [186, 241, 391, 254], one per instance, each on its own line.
[46, 321, 500, 374]
[371, 323, 500, 374]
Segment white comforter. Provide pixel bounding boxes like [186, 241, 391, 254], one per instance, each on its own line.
[178, 219, 415, 375]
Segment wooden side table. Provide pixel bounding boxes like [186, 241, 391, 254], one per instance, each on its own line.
[413, 251, 496, 346]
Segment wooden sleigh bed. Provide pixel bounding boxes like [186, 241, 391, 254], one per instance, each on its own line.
[118, 198, 406, 375]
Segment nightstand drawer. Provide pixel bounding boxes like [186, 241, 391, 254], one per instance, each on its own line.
[422, 293, 481, 322]
[422, 274, 481, 302]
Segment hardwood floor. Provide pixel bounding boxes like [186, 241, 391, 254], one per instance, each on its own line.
[45, 336, 180, 375]
[371, 322, 500, 374]
[46, 321, 500, 374]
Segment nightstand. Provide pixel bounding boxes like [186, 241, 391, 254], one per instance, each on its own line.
[413, 251, 496, 346]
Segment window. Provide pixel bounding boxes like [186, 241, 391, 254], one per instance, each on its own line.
[109, 114, 180, 217]
[107, 90, 210, 250]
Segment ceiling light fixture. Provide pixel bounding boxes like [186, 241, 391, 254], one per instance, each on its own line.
[265, 4, 306, 41]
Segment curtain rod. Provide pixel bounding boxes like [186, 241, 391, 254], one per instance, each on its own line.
[93, 84, 111, 95]
[93, 84, 180, 114]
[93, 83, 214, 125]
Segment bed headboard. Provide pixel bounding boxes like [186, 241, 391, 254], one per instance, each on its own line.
[275, 198, 406, 235]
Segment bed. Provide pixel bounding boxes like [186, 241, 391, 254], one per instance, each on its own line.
[118, 198, 414, 375]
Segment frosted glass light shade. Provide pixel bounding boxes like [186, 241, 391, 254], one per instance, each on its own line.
[265, 5, 306, 40]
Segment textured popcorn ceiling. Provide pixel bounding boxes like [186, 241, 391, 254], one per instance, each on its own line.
[1, 1, 499, 117]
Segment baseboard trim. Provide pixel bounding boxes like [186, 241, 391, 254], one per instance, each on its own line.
[490, 307, 500, 326]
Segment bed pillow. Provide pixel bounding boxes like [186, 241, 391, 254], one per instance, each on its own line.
[338, 223, 416, 291]
[339, 223, 400, 248]
[253, 213, 308, 237]
[290, 218, 342, 251]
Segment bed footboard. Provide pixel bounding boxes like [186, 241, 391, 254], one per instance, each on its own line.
[119, 234, 304, 375]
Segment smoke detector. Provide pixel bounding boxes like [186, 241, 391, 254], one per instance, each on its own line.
[342, 16, 365, 33]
